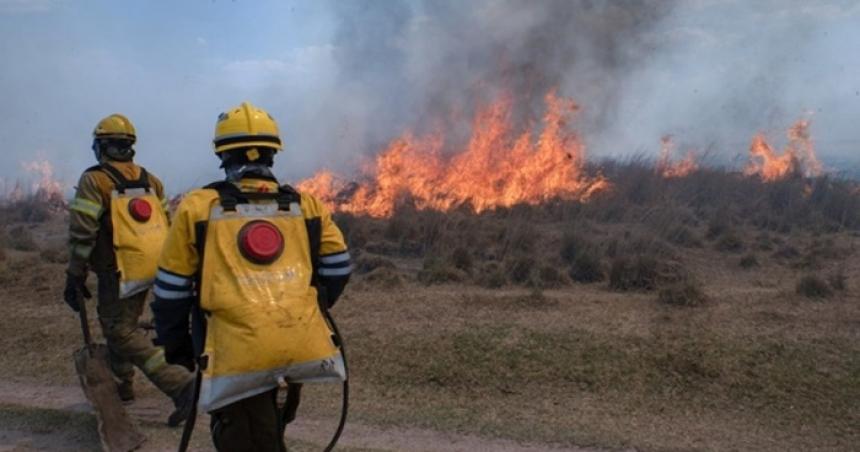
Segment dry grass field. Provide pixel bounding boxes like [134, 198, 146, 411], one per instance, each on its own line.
[0, 164, 858, 451]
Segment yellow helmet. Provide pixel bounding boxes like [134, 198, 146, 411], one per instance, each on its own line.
[213, 102, 282, 154]
[93, 114, 136, 143]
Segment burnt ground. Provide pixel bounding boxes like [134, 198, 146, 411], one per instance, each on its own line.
[0, 172, 859, 452]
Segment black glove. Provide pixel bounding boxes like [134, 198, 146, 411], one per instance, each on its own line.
[63, 272, 92, 312]
[164, 336, 195, 372]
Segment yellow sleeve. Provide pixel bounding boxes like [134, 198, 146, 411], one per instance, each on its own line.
[300, 193, 348, 256]
[67, 172, 104, 275]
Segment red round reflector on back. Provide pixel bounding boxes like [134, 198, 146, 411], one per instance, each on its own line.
[128, 198, 152, 222]
[238, 220, 284, 264]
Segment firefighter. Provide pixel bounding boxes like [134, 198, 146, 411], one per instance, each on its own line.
[64, 114, 195, 426]
[151, 102, 351, 451]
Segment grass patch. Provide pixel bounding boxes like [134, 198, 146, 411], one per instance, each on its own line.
[0, 403, 100, 448]
[657, 278, 707, 306]
[346, 322, 860, 449]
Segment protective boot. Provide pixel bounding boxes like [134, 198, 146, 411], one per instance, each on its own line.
[167, 380, 195, 427]
[117, 380, 135, 403]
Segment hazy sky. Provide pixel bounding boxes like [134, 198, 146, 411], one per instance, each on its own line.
[1, 0, 858, 194]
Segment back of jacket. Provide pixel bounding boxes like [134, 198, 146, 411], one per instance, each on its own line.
[68, 160, 167, 275]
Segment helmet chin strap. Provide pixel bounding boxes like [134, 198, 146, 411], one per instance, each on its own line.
[225, 163, 275, 183]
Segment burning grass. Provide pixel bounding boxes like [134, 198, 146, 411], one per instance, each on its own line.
[334, 160, 859, 299]
[299, 90, 609, 217]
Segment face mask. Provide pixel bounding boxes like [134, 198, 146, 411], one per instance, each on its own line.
[224, 163, 275, 182]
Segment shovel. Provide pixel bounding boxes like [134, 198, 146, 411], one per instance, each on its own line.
[73, 288, 146, 452]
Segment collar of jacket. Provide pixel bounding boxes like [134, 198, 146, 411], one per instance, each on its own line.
[235, 177, 280, 193]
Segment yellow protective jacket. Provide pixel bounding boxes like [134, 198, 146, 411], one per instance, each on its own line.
[151, 177, 351, 412]
[67, 161, 169, 276]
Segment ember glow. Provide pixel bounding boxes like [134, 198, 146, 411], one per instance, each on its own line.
[298, 91, 608, 217]
[745, 119, 823, 182]
[656, 135, 698, 178]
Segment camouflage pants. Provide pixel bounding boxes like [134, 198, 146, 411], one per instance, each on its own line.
[96, 272, 192, 399]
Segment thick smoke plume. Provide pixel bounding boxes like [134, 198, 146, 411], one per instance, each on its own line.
[324, 0, 675, 165]
[312, 0, 859, 175]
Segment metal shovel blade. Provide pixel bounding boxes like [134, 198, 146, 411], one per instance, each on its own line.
[74, 343, 146, 452]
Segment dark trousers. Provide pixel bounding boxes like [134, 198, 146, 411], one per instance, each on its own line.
[210, 389, 286, 452]
[95, 271, 191, 399]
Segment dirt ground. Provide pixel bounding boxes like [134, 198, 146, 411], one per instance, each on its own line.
[0, 212, 858, 451]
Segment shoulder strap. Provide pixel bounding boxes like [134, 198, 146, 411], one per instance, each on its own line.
[306, 216, 322, 285]
[98, 163, 152, 193]
[204, 180, 300, 212]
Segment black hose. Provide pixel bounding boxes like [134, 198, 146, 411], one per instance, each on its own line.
[177, 366, 203, 452]
[321, 308, 349, 452]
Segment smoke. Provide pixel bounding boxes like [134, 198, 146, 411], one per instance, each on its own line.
[1, 1, 858, 192]
[321, 0, 675, 163]
[309, 0, 860, 173]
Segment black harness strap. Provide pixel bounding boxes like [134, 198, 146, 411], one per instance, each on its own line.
[97, 163, 152, 193]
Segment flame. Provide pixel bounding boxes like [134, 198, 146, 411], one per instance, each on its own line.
[298, 90, 608, 217]
[21, 158, 66, 206]
[745, 119, 822, 181]
[656, 135, 698, 178]
[1, 157, 66, 210]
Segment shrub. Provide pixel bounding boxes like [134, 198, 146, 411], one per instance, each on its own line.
[772, 245, 800, 260]
[796, 275, 833, 299]
[8, 226, 37, 252]
[450, 247, 473, 272]
[754, 233, 774, 251]
[505, 256, 536, 285]
[739, 254, 759, 269]
[715, 231, 745, 253]
[658, 278, 707, 306]
[665, 225, 702, 248]
[536, 265, 566, 289]
[362, 267, 403, 288]
[705, 216, 730, 240]
[609, 255, 660, 291]
[478, 262, 506, 289]
[354, 255, 396, 274]
[363, 241, 399, 256]
[560, 232, 587, 264]
[417, 256, 462, 285]
[568, 249, 604, 283]
[828, 270, 847, 292]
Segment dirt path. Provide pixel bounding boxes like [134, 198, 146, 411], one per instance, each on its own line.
[0, 380, 600, 452]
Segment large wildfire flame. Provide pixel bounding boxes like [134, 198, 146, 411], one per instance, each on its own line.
[745, 119, 822, 182]
[298, 91, 608, 217]
[656, 135, 698, 178]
